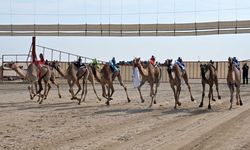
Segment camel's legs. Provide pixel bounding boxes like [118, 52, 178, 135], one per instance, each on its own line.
[238, 87, 243, 106]
[149, 83, 154, 108]
[51, 80, 62, 98]
[28, 85, 33, 100]
[44, 82, 51, 100]
[229, 84, 234, 109]
[78, 79, 88, 105]
[176, 85, 182, 106]
[117, 74, 130, 102]
[210, 84, 215, 101]
[208, 85, 212, 109]
[110, 84, 115, 98]
[215, 78, 221, 99]
[105, 84, 112, 105]
[88, 75, 101, 101]
[138, 79, 146, 103]
[236, 86, 241, 105]
[39, 80, 48, 104]
[171, 85, 178, 109]
[153, 81, 160, 104]
[199, 83, 205, 107]
[73, 78, 82, 99]
[68, 79, 76, 100]
[101, 85, 107, 99]
[183, 73, 194, 101]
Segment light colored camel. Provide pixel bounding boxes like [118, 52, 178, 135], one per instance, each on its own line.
[227, 57, 243, 109]
[90, 63, 130, 105]
[199, 63, 221, 109]
[51, 61, 101, 105]
[165, 59, 194, 109]
[4, 62, 61, 104]
[132, 58, 161, 107]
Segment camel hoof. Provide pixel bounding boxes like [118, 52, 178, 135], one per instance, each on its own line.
[191, 97, 195, 102]
[208, 105, 211, 109]
[212, 99, 216, 101]
[127, 99, 131, 103]
[71, 96, 77, 100]
[218, 96, 221, 99]
[105, 101, 110, 105]
[236, 102, 240, 105]
[178, 102, 181, 106]
[240, 101, 243, 106]
[199, 104, 203, 107]
[154, 101, 156, 104]
[78, 100, 81, 105]
[141, 100, 145, 103]
[59, 95, 62, 99]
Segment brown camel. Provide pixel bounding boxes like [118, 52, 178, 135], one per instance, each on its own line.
[132, 58, 161, 107]
[4, 62, 61, 104]
[164, 59, 194, 109]
[199, 62, 221, 109]
[227, 57, 242, 109]
[51, 61, 101, 104]
[89, 63, 130, 105]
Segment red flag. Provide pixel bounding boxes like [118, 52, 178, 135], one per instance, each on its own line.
[31, 36, 37, 63]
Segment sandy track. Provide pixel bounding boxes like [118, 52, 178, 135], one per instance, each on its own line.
[0, 82, 249, 150]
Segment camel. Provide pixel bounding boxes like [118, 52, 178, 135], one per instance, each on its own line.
[132, 57, 161, 107]
[4, 62, 61, 104]
[199, 62, 221, 109]
[89, 63, 130, 105]
[227, 57, 243, 109]
[164, 59, 194, 109]
[51, 61, 101, 105]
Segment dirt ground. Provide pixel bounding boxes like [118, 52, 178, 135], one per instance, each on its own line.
[0, 81, 250, 150]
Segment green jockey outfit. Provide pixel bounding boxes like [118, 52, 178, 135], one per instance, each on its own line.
[92, 58, 100, 69]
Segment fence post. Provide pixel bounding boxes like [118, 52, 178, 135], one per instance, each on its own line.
[59, 52, 61, 62]
[51, 49, 54, 61]
[1, 55, 3, 81]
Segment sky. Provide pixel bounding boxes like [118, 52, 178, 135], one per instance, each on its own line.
[0, 0, 250, 62]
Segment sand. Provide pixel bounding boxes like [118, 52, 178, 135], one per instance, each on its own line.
[0, 81, 250, 150]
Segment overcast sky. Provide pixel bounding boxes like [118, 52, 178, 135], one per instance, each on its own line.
[0, 0, 250, 62]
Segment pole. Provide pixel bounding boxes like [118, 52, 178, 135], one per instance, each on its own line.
[32, 36, 36, 63]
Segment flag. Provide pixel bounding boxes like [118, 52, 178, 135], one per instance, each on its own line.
[31, 36, 37, 63]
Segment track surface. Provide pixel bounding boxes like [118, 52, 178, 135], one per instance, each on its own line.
[0, 82, 250, 150]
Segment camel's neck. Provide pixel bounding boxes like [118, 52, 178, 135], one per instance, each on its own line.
[13, 67, 26, 79]
[168, 65, 181, 81]
[137, 63, 148, 77]
[56, 67, 67, 78]
[92, 67, 102, 83]
[167, 67, 174, 80]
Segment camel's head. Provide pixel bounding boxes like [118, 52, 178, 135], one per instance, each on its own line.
[200, 63, 208, 79]
[200, 64, 207, 73]
[228, 57, 233, 64]
[4, 62, 17, 69]
[132, 57, 141, 67]
[51, 60, 60, 69]
[164, 59, 173, 73]
[164, 59, 173, 68]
